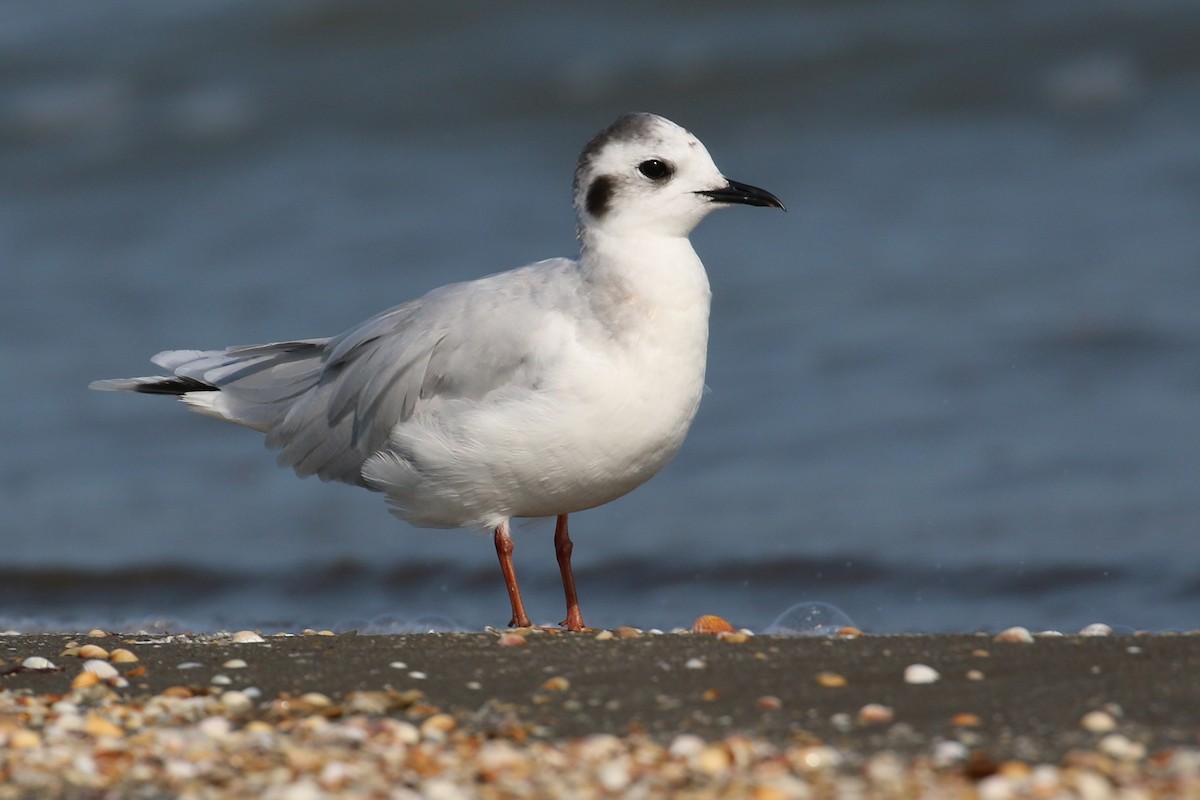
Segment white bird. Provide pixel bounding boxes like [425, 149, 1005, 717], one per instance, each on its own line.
[91, 113, 784, 631]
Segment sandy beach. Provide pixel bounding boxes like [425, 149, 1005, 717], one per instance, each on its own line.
[2, 628, 1199, 797]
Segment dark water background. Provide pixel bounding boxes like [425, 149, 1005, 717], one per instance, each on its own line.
[3, 1, 1200, 634]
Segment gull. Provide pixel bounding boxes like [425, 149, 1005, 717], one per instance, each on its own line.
[91, 113, 784, 631]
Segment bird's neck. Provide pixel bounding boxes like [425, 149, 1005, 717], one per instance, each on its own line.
[577, 228, 711, 309]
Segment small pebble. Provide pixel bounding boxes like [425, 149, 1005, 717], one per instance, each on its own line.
[420, 713, 457, 741]
[408, 671, 427, 680]
[756, 695, 782, 711]
[1081, 710, 1118, 733]
[903, 663, 940, 684]
[593, 630, 615, 640]
[177, 661, 203, 670]
[696, 744, 732, 775]
[932, 740, 970, 767]
[84, 714, 123, 739]
[497, 633, 527, 647]
[668, 734, 706, 759]
[994, 626, 1035, 644]
[220, 690, 255, 713]
[211, 674, 232, 686]
[788, 745, 842, 771]
[858, 703, 895, 724]
[197, 716, 233, 739]
[684, 657, 706, 670]
[1080, 623, 1115, 637]
[952, 712, 982, 727]
[223, 658, 248, 669]
[8, 730, 41, 749]
[614, 626, 643, 639]
[815, 671, 847, 688]
[539, 676, 570, 692]
[1099, 733, 1146, 761]
[389, 661, 408, 669]
[966, 669, 986, 681]
[829, 712, 854, 732]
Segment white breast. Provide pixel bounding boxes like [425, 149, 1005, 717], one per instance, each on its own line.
[366, 235, 712, 531]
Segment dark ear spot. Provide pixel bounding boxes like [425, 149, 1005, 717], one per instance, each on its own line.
[586, 176, 613, 218]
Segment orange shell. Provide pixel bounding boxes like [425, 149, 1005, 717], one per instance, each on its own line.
[71, 671, 101, 690]
[691, 615, 735, 634]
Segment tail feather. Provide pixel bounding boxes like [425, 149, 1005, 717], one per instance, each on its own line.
[90, 340, 329, 432]
[90, 337, 378, 485]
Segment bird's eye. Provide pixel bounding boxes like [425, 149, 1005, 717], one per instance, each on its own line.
[637, 159, 673, 181]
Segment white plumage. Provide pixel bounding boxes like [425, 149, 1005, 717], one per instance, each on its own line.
[91, 113, 783, 629]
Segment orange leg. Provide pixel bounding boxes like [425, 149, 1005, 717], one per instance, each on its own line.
[555, 514, 586, 631]
[494, 521, 531, 628]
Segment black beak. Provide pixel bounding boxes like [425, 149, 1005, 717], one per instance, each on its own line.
[697, 179, 785, 211]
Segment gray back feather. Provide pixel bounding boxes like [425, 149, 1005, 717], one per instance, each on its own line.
[186, 258, 581, 486]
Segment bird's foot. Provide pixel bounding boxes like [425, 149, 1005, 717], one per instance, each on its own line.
[559, 612, 586, 632]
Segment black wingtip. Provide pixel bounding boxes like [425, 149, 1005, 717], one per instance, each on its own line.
[131, 376, 215, 396]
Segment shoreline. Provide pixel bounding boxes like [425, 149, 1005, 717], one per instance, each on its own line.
[3, 629, 1199, 797]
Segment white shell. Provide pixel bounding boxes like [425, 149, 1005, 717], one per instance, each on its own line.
[82, 659, 119, 679]
[21, 656, 56, 670]
[994, 626, 1035, 644]
[903, 663, 940, 684]
[232, 630, 266, 643]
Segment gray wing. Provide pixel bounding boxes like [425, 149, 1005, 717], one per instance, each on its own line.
[258, 258, 582, 484]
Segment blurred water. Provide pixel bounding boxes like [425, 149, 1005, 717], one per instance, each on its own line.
[3, 1, 1200, 634]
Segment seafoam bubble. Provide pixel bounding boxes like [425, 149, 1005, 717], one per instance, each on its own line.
[402, 614, 462, 634]
[360, 612, 462, 634]
[764, 602, 856, 637]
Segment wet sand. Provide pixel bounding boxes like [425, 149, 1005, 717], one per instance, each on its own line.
[3, 629, 1199, 797]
